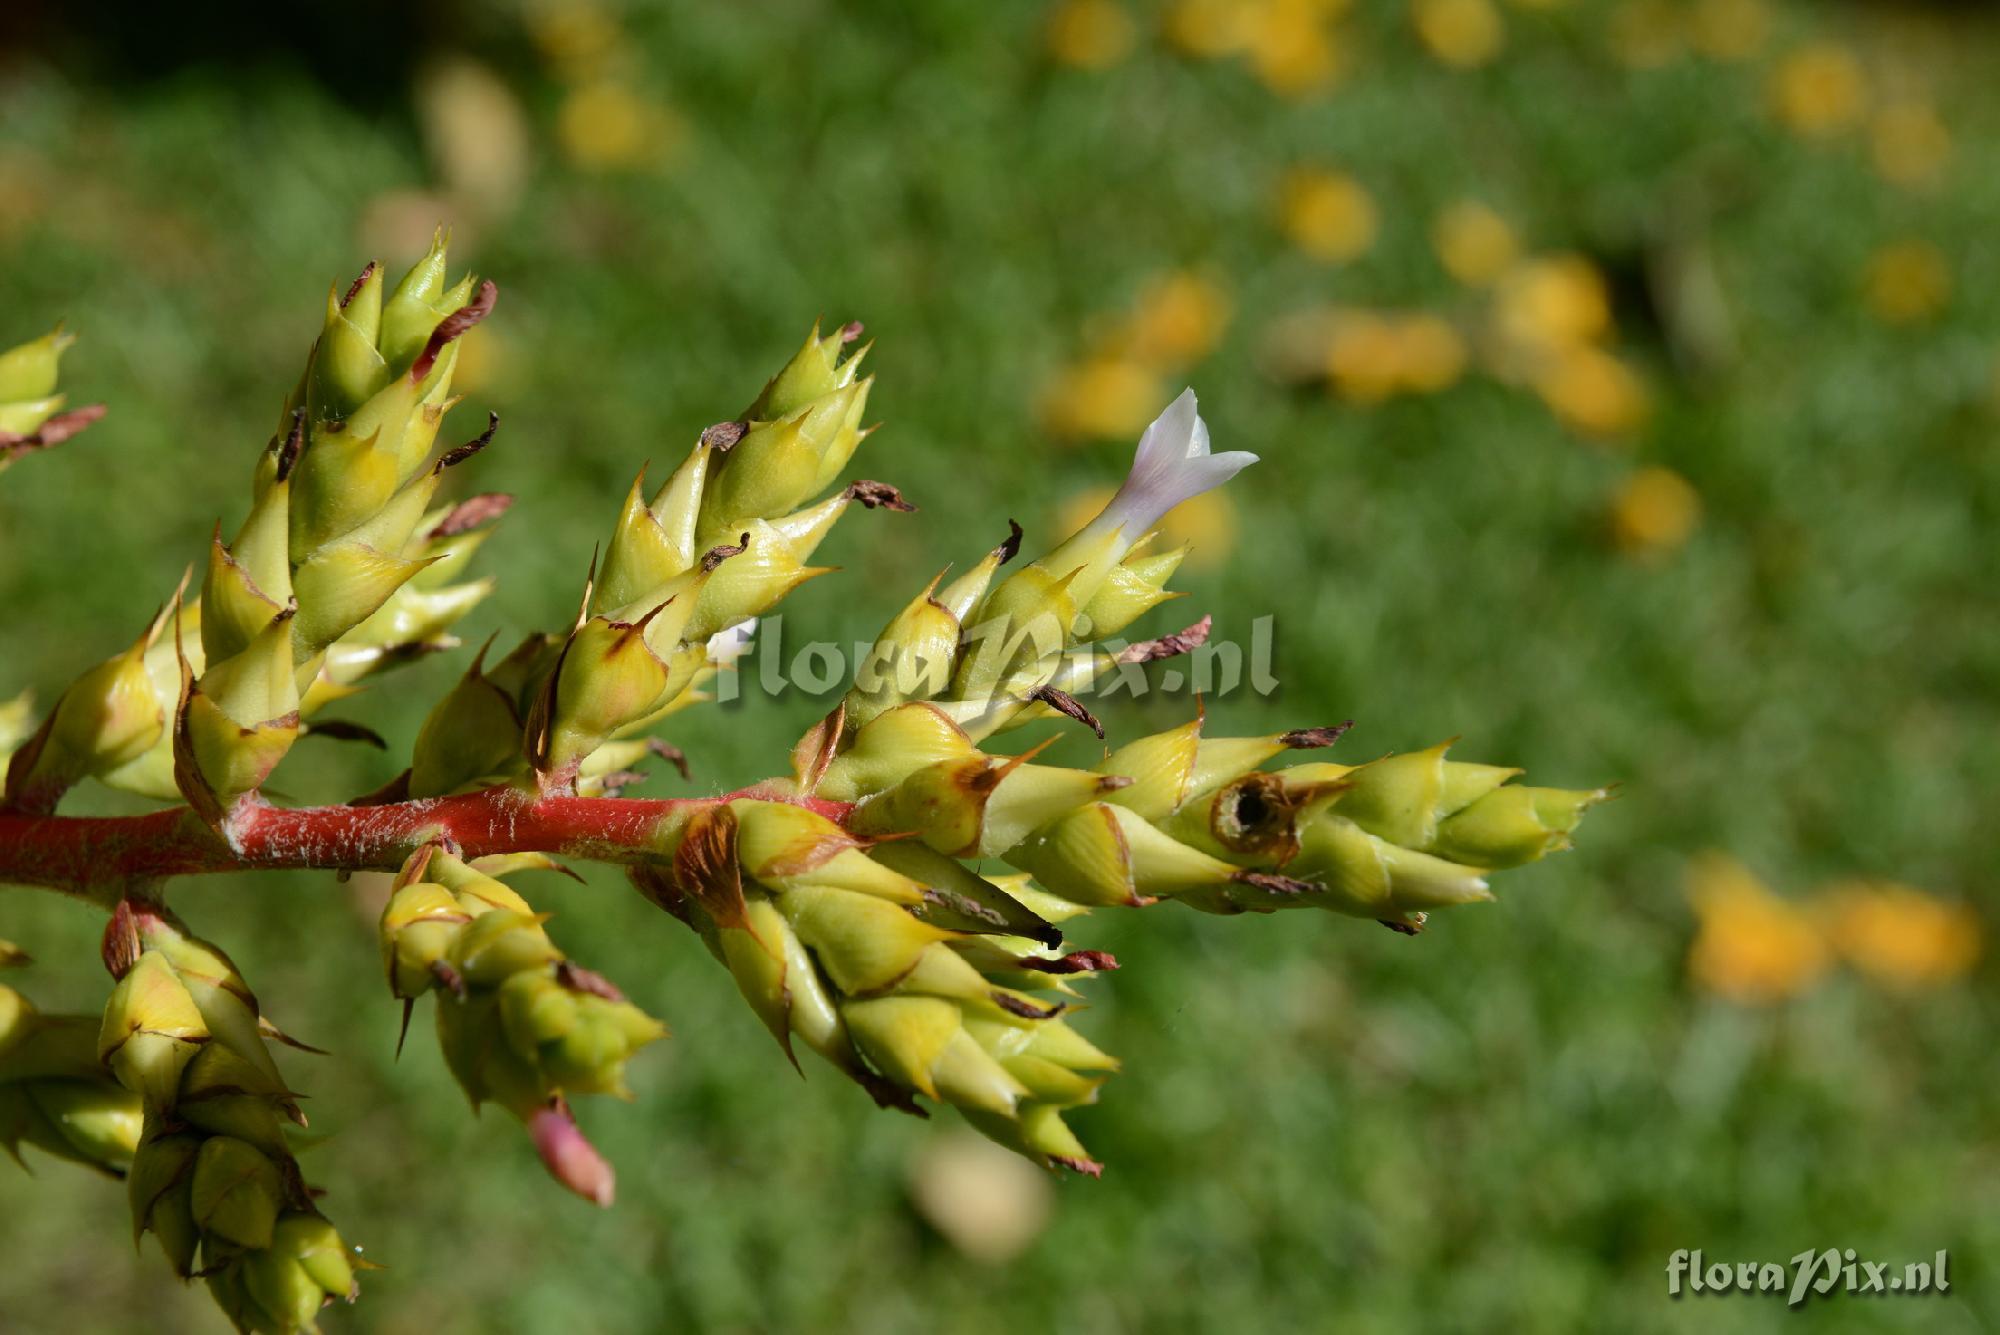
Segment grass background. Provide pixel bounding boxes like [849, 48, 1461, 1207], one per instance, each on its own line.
[2, 0, 1996, 1330]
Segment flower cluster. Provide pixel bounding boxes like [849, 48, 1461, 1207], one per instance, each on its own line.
[0, 252, 1602, 1332]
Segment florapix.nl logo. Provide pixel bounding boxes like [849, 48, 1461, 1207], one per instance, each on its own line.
[1667, 1249, 1951, 1308]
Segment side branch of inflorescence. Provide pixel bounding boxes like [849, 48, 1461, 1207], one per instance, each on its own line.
[0, 783, 849, 898]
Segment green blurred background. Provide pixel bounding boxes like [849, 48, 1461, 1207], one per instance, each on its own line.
[2, 0, 1996, 1330]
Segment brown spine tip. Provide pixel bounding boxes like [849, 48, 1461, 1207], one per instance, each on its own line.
[428, 491, 515, 539]
[556, 960, 627, 1002]
[1280, 722, 1353, 750]
[1023, 949, 1119, 974]
[1117, 614, 1212, 664]
[1051, 1156, 1104, 1178]
[843, 479, 916, 511]
[700, 420, 747, 451]
[647, 738, 692, 780]
[339, 261, 378, 309]
[1236, 870, 1313, 897]
[274, 408, 306, 483]
[437, 411, 499, 470]
[0, 404, 108, 456]
[701, 533, 751, 572]
[1378, 915, 1426, 936]
[994, 519, 1024, 566]
[992, 992, 1065, 1020]
[1030, 685, 1104, 738]
[409, 278, 498, 383]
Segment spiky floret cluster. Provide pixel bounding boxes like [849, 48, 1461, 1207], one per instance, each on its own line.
[634, 799, 1119, 1172]
[4, 238, 507, 818]
[99, 902, 359, 1334]
[0, 249, 1604, 1333]
[407, 320, 906, 800]
[379, 846, 666, 1203]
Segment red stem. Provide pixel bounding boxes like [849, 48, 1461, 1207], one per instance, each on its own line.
[0, 784, 851, 899]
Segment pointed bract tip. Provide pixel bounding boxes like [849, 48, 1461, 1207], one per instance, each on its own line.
[531, 1103, 616, 1207]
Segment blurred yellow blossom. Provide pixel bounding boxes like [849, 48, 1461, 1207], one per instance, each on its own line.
[557, 81, 684, 173]
[1396, 313, 1469, 393]
[1818, 883, 1981, 990]
[1056, 484, 1238, 571]
[1864, 240, 1950, 326]
[1413, 0, 1504, 69]
[1119, 272, 1233, 369]
[1325, 310, 1467, 403]
[1432, 200, 1519, 287]
[1279, 168, 1378, 264]
[1769, 43, 1868, 138]
[1248, 0, 1346, 97]
[1047, 272, 1231, 440]
[1046, 0, 1139, 70]
[908, 1132, 1054, 1264]
[1871, 103, 1952, 189]
[1606, 466, 1700, 559]
[1688, 0, 1769, 62]
[1164, 0, 1258, 56]
[1041, 356, 1167, 441]
[1537, 345, 1649, 439]
[1492, 254, 1613, 360]
[1687, 854, 1832, 1005]
[1327, 311, 1408, 405]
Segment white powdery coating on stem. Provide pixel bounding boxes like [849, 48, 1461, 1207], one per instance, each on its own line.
[1092, 390, 1256, 541]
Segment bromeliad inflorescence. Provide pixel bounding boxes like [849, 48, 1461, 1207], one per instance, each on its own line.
[0, 244, 1605, 1333]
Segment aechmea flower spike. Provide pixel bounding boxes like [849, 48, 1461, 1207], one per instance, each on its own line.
[632, 799, 1119, 1172]
[2, 982, 144, 1176]
[517, 322, 907, 792]
[377, 846, 667, 1204]
[850, 715, 1604, 932]
[96, 900, 361, 1312]
[6, 244, 503, 819]
[0, 325, 106, 474]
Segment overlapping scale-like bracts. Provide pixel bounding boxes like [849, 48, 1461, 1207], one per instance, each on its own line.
[377, 846, 666, 1205]
[634, 799, 1120, 1172]
[3, 238, 506, 818]
[405, 322, 911, 799]
[95, 903, 360, 1333]
[698, 392, 1607, 1170]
